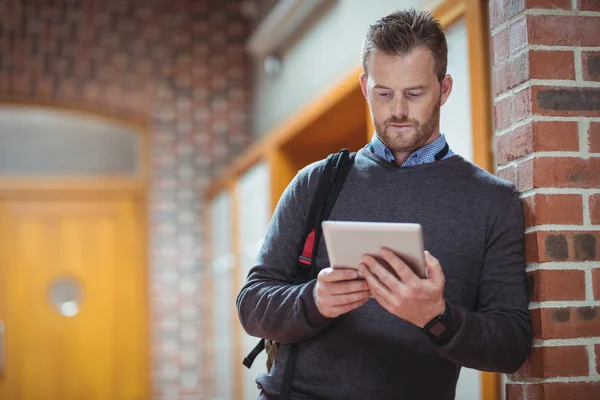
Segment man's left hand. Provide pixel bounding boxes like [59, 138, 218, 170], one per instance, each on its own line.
[359, 249, 445, 328]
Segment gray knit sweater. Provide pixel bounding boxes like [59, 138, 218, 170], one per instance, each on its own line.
[236, 149, 531, 400]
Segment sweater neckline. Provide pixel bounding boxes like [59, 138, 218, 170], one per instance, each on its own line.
[359, 147, 465, 171]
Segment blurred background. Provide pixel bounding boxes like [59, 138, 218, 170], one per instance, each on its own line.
[0, 0, 597, 399]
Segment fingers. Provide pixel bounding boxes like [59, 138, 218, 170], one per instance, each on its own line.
[326, 279, 369, 295]
[315, 268, 371, 318]
[316, 284, 370, 306]
[360, 254, 402, 293]
[315, 289, 371, 318]
[329, 297, 370, 316]
[424, 251, 444, 285]
[379, 248, 420, 286]
[318, 267, 358, 283]
[359, 262, 392, 298]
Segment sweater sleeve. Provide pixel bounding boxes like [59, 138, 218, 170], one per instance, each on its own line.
[434, 191, 532, 373]
[236, 165, 332, 344]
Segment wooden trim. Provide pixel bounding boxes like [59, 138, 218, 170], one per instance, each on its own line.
[481, 371, 500, 400]
[138, 192, 151, 399]
[266, 149, 299, 213]
[466, 0, 494, 172]
[230, 182, 244, 400]
[0, 178, 146, 193]
[366, 102, 374, 142]
[269, 65, 362, 150]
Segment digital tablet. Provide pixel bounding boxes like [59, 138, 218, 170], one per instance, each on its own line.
[321, 221, 427, 279]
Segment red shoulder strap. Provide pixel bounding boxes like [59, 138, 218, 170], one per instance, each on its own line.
[298, 229, 316, 266]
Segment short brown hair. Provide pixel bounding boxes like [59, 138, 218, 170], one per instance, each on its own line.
[361, 9, 447, 81]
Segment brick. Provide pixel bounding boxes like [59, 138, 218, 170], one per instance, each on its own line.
[517, 157, 534, 192]
[526, 269, 586, 301]
[526, 0, 571, 8]
[513, 345, 588, 379]
[597, 344, 600, 374]
[582, 52, 600, 82]
[505, 384, 523, 400]
[489, 0, 504, 30]
[528, 15, 600, 47]
[522, 194, 583, 227]
[578, 0, 600, 11]
[525, 231, 599, 262]
[494, 52, 530, 96]
[594, 269, 600, 300]
[492, 28, 510, 64]
[590, 122, 600, 153]
[494, 96, 513, 130]
[533, 86, 600, 117]
[527, 382, 600, 400]
[496, 124, 533, 164]
[514, 87, 532, 122]
[529, 50, 575, 80]
[534, 121, 579, 151]
[510, 17, 528, 54]
[494, 63, 511, 97]
[521, 157, 600, 189]
[530, 306, 600, 339]
[591, 194, 600, 224]
[495, 121, 578, 165]
[497, 164, 517, 185]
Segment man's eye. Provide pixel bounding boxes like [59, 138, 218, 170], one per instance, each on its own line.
[407, 92, 423, 98]
[379, 92, 391, 98]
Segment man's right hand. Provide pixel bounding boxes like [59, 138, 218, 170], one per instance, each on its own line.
[314, 267, 371, 318]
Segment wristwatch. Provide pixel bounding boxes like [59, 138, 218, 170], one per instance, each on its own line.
[423, 300, 454, 343]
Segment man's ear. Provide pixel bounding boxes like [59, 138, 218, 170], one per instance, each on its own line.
[360, 73, 369, 101]
[440, 74, 453, 106]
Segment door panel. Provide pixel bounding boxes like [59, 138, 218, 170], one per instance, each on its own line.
[0, 198, 147, 400]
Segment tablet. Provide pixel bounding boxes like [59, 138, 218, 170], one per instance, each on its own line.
[321, 221, 427, 279]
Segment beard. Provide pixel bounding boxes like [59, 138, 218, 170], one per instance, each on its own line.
[373, 98, 441, 154]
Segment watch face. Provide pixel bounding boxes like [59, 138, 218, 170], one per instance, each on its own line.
[429, 321, 448, 337]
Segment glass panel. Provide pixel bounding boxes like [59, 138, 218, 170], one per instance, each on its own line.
[440, 17, 474, 163]
[210, 192, 234, 400]
[0, 108, 140, 176]
[236, 162, 271, 399]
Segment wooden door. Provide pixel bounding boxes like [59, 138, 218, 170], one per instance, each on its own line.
[0, 195, 148, 400]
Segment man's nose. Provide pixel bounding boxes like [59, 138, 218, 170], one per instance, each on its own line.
[391, 97, 408, 119]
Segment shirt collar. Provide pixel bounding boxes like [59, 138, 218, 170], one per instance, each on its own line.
[368, 133, 453, 167]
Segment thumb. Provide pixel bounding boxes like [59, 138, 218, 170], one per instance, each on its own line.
[424, 251, 444, 285]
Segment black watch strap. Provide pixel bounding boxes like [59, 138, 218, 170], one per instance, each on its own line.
[423, 300, 455, 344]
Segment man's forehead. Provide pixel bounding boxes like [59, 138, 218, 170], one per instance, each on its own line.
[367, 47, 437, 82]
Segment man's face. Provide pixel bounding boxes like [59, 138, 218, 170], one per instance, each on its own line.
[360, 47, 452, 154]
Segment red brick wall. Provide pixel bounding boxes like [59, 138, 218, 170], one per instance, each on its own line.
[491, 0, 600, 398]
[0, 0, 251, 398]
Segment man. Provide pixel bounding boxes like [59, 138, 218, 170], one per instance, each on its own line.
[237, 8, 531, 399]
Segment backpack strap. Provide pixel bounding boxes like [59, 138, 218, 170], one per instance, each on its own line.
[280, 149, 355, 400]
[241, 150, 355, 373]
